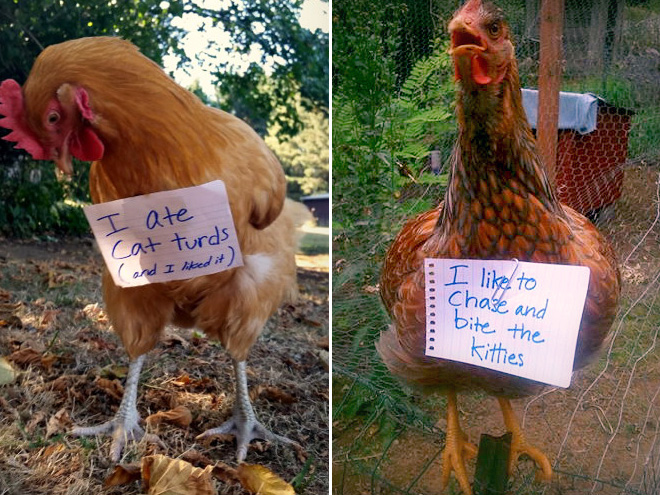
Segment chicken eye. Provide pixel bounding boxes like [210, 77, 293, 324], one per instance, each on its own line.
[488, 22, 501, 38]
[47, 112, 60, 125]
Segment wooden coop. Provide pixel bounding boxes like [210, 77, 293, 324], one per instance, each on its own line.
[523, 89, 633, 215]
[530, 0, 633, 217]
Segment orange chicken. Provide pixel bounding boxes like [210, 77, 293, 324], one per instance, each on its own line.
[377, 1, 620, 492]
[0, 37, 302, 462]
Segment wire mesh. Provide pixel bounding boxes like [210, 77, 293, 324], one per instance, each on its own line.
[333, 0, 660, 493]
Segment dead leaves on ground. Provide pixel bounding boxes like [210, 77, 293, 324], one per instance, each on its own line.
[249, 385, 297, 405]
[6, 347, 57, 370]
[45, 408, 72, 438]
[238, 463, 296, 495]
[27, 259, 99, 289]
[143, 455, 215, 495]
[105, 463, 143, 487]
[95, 377, 125, 401]
[0, 301, 22, 328]
[146, 405, 193, 428]
[105, 455, 296, 495]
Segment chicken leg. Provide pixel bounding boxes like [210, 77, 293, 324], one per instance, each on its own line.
[196, 359, 299, 461]
[497, 397, 552, 481]
[441, 388, 478, 494]
[71, 354, 160, 462]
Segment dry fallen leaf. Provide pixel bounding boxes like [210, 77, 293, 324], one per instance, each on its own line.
[40, 353, 57, 370]
[39, 309, 61, 329]
[142, 454, 215, 495]
[46, 408, 72, 438]
[146, 405, 193, 428]
[179, 451, 240, 485]
[316, 336, 329, 350]
[210, 462, 240, 484]
[0, 289, 12, 302]
[237, 463, 295, 495]
[249, 386, 297, 405]
[0, 302, 22, 328]
[293, 443, 309, 464]
[172, 374, 192, 387]
[162, 331, 189, 349]
[42, 443, 66, 459]
[104, 463, 142, 487]
[180, 450, 213, 466]
[96, 377, 124, 401]
[7, 348, 41, 367]
[26, 411, 47, 434]
[81, 303, 109, 324]
[99, 364, 128, 379]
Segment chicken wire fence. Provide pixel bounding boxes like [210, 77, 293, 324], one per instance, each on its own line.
[333, 0, 660, 493]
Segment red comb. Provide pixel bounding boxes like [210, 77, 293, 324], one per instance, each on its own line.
[0, 79, 50, 160]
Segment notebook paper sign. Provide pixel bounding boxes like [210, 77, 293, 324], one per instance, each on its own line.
[424, 258, 590, 388]
[84, 180, 243, 288]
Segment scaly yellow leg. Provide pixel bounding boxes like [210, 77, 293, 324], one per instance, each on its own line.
[497, 397, 552, 482]
[441, 389, 478, 494]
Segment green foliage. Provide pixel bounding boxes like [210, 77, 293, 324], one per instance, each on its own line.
[562, 74, 638, 108]
[199, 0, 329, 131]
[386, 40, 456, 168]
[332, 0, 456, 436]
[0, 160, 90, 238]
[0, 0, 185, 82]
[333, 37, 454, 228]
[629, 107, 660, 160]
[266, 99, 329, 198]
[561, 74, 660, 160]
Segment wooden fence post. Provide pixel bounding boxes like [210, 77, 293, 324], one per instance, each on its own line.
[537, 0, 565, 184]
[473, 432, 512, 495]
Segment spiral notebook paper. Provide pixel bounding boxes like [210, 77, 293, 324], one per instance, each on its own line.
[424, 258, 590, 388]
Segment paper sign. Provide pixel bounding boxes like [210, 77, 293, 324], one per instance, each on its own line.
[424, 258, 590, 388]
[84, 180, 243, 288]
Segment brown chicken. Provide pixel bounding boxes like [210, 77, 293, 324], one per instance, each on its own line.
[377, 0, 620, 493]
[0, 37, 303, 462]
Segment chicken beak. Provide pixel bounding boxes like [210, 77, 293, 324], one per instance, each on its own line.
[53, 133, 73, 175]
[448, 21, 487, 57]
[448, 20, 490, 84]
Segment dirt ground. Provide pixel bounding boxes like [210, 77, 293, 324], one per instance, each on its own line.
[0, 237, 329, 494]
[333, 163, 660, 495]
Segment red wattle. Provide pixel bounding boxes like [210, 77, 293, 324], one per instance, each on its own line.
[471, 55, 492, 85]
[70, 126, 104, 162]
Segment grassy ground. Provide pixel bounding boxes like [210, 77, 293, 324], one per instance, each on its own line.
[0, 233, 329, 494]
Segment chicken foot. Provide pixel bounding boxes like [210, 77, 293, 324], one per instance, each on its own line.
[497, 397, 552, 482]
[441, 388, 478, 494]
[71, 354, 161, 462]
[196, 359, 299, 462]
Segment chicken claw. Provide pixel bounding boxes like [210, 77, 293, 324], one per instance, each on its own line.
[196, 359, 299, 461]
[442, 389, 478, 494]
[72, 417, 162, 462]
[71, 354, 161, 462]
[498, 397, 552, 482]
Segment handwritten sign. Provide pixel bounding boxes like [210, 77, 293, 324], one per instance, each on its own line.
[84, 180, 243, 288]
[424, 258, 590, 388]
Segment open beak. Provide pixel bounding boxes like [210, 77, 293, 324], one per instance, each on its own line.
[53, 132, 73, 175]
[448, 21, 487, 57]
[448, 20, 494, 85]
